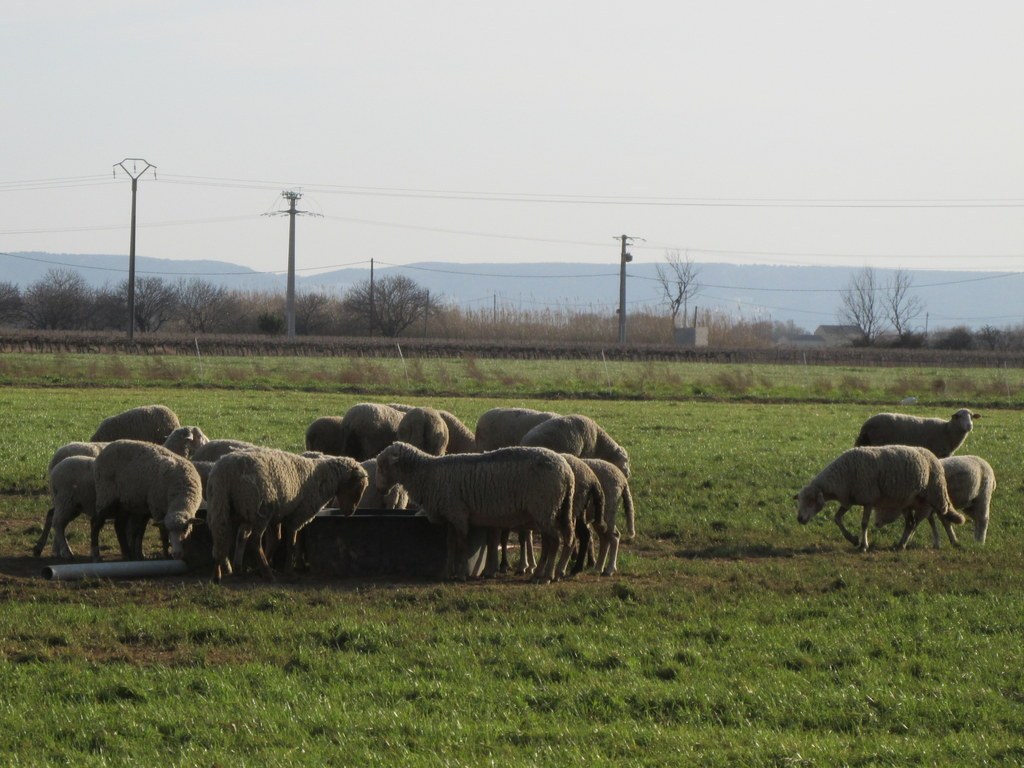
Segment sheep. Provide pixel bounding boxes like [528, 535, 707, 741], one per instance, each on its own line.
[435, 410, 477, 454]
[375, 442, 575, 583]
[521, 414, 630, 478]
[191, 439, 259, 463]
[207, 449, 368, 582]
[93, 439, 205, 561]
[795, 445, 965, 551]
[90, 404, 181, 444]
[34, 428, 208, 556]
[160, 426, 210, 459]
[582, 458, 636, 576]
[42, 456, 126, 561]
[854, 408, 979, 458]
[396, 407, 449, 456]
[559, 454, 606, 578]
[352, 458, 410, 511]
[474, 407, 560, 451]
[305, 402, 406, 460]
[474, 407, 561, 571]
[938, 455, 996, 545]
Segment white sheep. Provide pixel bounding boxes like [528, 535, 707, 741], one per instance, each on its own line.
[352, 458, 410, 511]
[854, 408, 979, 458]
[521, 414, 630, 478]
[474, 407, 560, 451]
[90, 404, 181, 444]
[35, 427, 208, 557]
[582, 457, 635, 576]
[795, 445, 965, 551]
[939, 455, 996, 545]
[435, 410, 477, 454]
[305, 402, 406, 460]
[207, 449, 368, 582]
[93, 439, 205, 560]
[191, 439, 259, 462]
[396, 407, 450, 456]
[42, 456, 117, 560]
[375, 442, 575, 583]
[559, 454, 606, 578]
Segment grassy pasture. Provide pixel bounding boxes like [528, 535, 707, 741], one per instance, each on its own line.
[0, 355, 1023, 765]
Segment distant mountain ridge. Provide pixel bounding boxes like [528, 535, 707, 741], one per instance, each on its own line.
[2, 251, 1021, 331]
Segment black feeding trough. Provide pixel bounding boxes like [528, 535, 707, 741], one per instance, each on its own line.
[182, 507, 490, 580]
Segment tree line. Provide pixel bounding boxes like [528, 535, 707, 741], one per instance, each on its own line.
[0, 264, 1021, 351]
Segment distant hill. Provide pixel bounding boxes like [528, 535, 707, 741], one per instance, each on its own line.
[2, 251, 1021, 331]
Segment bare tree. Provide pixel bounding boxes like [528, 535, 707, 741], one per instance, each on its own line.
[0, 282, 22, 325]
[175, 278, 241, 334]
[837, 267, 886, 345]
[655, 249, 701, 327]
[342, 274, 429, 337]
[90, 284, 127, 331]
[127, 276, 178, 333]
[21, 269, 93, 330]
[294, 291, 335, 336]
[884, 269, 924, 343]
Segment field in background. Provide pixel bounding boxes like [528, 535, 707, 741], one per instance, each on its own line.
[0, 356, 1022, 764]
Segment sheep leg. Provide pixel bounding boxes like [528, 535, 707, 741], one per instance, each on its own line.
[454, 527, 470, 582]
[126, 515, 148, 560]
[498, 528, 512, 573]
[554, 526, 576, 580]
[602, 527, 622, 576]
[514, 527, 535, 575]
[33, 507, 56, 558]
[51, 507, 80, 559]
[571, 521, 592, 575]
[942, 518, 961, 548]
[89, 516, 106, 562]
[482, 528, 501, 578]
[532, 532, 560, 584]
[857, 506, 873, 552]
[894, 512, 923, 550]
[233, 526, 254, 574]
[595, 529, 611, 574]
[833, 505, 860, 546]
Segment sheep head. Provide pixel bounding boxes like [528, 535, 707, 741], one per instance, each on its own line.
[795, 486, 826, 524]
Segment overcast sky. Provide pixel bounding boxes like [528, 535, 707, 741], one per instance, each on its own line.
[2, 0, 1022, 281]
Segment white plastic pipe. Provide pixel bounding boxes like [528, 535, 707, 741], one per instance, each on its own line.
[42, 559, 190, 581]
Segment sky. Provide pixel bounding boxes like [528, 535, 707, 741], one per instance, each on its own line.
[2, 0, 1022, 282]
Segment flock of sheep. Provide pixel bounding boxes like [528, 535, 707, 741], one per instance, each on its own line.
[34, 400, 995, 585]
[795, 408, 996, 551]
[35, 403, 634, 585]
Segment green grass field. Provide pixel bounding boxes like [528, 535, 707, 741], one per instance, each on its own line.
[0, 354, 1022, 765]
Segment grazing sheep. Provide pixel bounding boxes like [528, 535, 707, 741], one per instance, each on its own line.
[160, 426, 210, 459]
[93, 440, 204, 560]
[191, 439, 259, 462]
[435, 410, 477, 454]
[521, 414, 630, 478]
[474, 407, 560, 451]
[36, 428, 209, 556]
[352, 458, 410, 511]
[397, 407, 450, 456]
[854, 408, 979, 458]
[305, 403, 406, 460]
[912, 455, 997, 547]
[583, 458, 636, 576]
[375, 442, 575, 583]
[207, 449, 368, 582]
[795, 445, 965, 551]
[559, 454, 606, 577]
[40, 456, 128, 561]
[90, 404, 181, 444]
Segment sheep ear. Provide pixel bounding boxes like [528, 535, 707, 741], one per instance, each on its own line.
[971, 412, 981, 419]
[792, 493, 799, 501]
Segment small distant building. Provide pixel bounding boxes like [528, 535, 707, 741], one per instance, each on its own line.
[673, 326, 709, 347]
[813, 325, 863, 347]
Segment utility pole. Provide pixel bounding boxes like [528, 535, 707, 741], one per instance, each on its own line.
[264, 190, 320, 339]
[113, 158, 156, 342]
[616, 234, 638, 344]
[369, 258, 375, 336]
